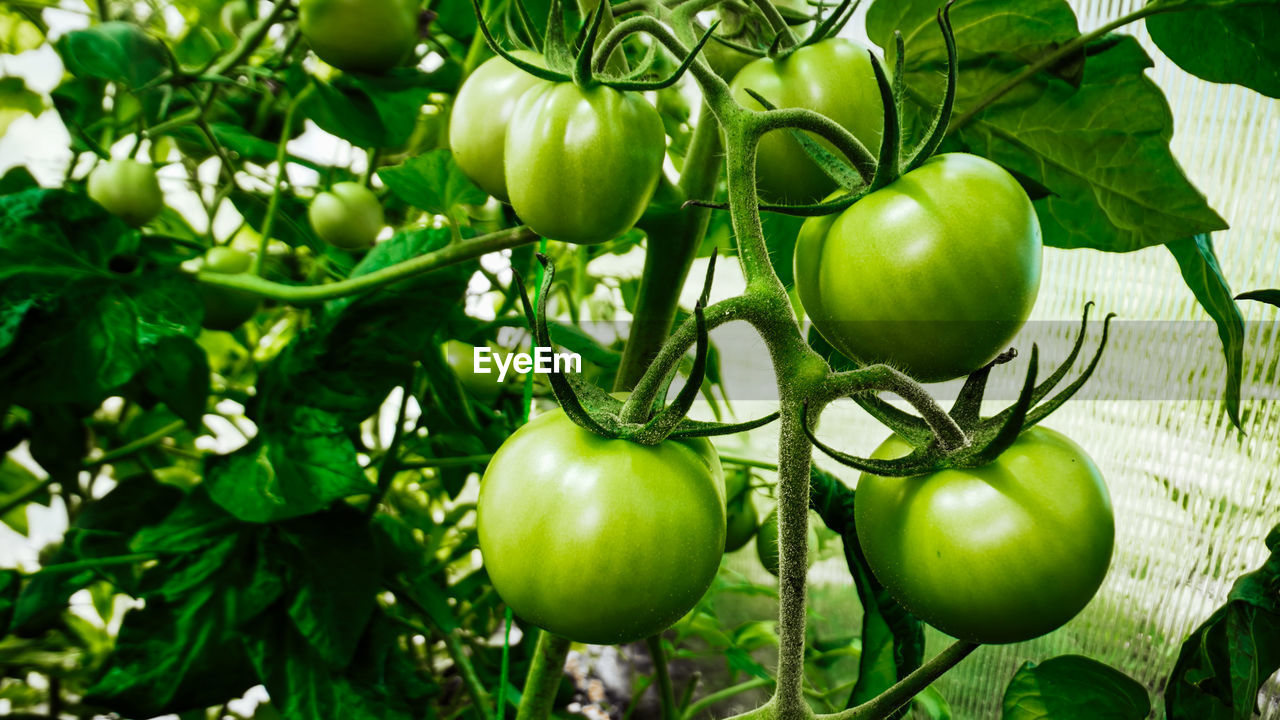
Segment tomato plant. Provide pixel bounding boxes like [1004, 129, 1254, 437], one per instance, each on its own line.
[450, 51, 549, 202]
[86, 158, 163, 227]
[794, 153, 1043, 382]
[724, 467, 758, 552]
[855, 427, 1115, 644]
[730, 39, 884, 203]
[198, 247, 260, 331]
[298, 0, 419, 73]
[308, 182, 385, 250]
[756, 507, 818, 577]
[504, 82, 665, 244]
[477, 408, 726, 645]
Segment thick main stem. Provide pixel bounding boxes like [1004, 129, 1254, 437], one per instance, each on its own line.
[515, 631, 572, 720]
[772, 399, 815, 720]
[614, 102, 722, 391]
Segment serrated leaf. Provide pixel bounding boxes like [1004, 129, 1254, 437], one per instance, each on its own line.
[377, 149, 488, 215]
[1002, 655, 1149, 719]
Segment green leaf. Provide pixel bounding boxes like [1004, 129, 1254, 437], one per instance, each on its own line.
[1167, 234, 1243, 429]
[0, 77, 43, 137]
[0, 456, 47, 535]
[867, 0, 1228, 252]
[0, 189, 203, 408]
[377, 149, 488, 215]
[1165, 523, 1280, 720]
[278, 507, 382, 666]
[1002, 655, 1150, 719]
[0, 166, 38, 196]
[54, 22, 169, 121]
[1146, 0, 1280, 99]
[0, 7, 43, 55]
[1237, 288, 1280, 309]
[138, 335, 211, 430]
[305, 70, 439, 149]
[0, 569, 21, 635]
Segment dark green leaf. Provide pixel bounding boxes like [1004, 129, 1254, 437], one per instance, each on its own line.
[1146, 1, 1280, 99]
[139, 335, 211, 430]
[0, 166, 38, 196]
[1167, 234, 1243, 429]
[1165, 523, 1280, 720]
[1002, 655, 1150, 719]
[305, 70, 438, 149]
[377, 149, 488, 215]
[1237, 289, 1280, 309]
[0, 568, 19, 634]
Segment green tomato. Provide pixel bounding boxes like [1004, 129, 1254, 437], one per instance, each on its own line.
[730, 39, 884, 204]
[298, 0, 419, 73]
[450, 51, 548, 202]
[444, 340, 504, 401]
[308, 182, 384, 250]
[199, 247, 261, 331]
[725, 489, 758, 553]
[755, 507, 818, 577]
[855, 426, 1114, 644]
[505, 82, 665, 245]
[477, 409, 725, 644]
[794, 153, 1042, 382]
[86, 158, 163, 227]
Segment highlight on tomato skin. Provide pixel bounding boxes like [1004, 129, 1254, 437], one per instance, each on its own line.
[476, 409, 726, 646]
[855, 426, 1115, 644]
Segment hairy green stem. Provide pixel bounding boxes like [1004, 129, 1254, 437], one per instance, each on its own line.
[771, 400, 815, 720]
[758, 107, 876, 185]
[515, 631, 572, 720]
[808, 366, 966, 452]
[614, 101, 723, 391]
[83, 418, 188, 469]
[820, 641, 978, 720]
[198, 226, 539, 304]
[647, 635, 679, 720]
[255, 84, 314, 275]
[681, 678, 774, 720]
[747, 0, 795, 49]
[209, 0, 292, 77]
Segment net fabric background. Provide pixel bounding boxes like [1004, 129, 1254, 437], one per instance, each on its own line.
[723, 1, 1280, 717]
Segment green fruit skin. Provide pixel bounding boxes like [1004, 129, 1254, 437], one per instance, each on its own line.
[794, 153, 1042, 382]
[725, 491, 758, 553]
[504, 82, 665, 245]
[87, 159, 164, 227]
[477, 409, 725, 645]
[756, 508, 817, 577]
[298, 0, 419, 73]
[308, 182, 385, 250]
[199, 247, 260, 331]
[444, 340, 503, 402]
[730, 39, 884, 204]
[855, 427, 1114, 644]
[450, 51, 549, 202]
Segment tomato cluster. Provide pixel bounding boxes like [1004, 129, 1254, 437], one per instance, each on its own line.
[451, 56, 666, 245]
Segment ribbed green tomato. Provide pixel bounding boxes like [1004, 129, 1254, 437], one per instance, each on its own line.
[450, 51, 548, 202]
[855, 426, 1114, 644]
[794, 153, 1042, 382]
[298, 0, 418, 73]
[199, 247, 260, 331]
[730, 39, 884, 204]
[477, 409, 725, 644]
[308, 182, 384, 250]
[504, 83, 665, 245]
[87, 159, 163, 227]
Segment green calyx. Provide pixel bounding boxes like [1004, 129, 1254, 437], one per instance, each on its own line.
[469, 0, 717, 92]
[513, 253, 778, 447]
[805, 304, 1115, 477]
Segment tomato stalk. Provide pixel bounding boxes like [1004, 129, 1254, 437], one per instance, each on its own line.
[515, 632, 572, 720]
[646, 635, 679, 720]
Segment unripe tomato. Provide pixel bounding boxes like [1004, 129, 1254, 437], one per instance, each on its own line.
[730, 39, 884, 204]
[298, 0, 419, 73]
[199, 247, 261, 331]
[86, 158, 164, 227]
[444, 340, 504, 401]
[478, 409, 725, 644]
[755, 507, 818, 577]
[794, 153, 1042, 382]
[450, 51, 549, 202]
[504, 83, 665, 245]
[725, 490, 758, 553]
[855, 426, 1114, 644]
[308, 182, 384, 250]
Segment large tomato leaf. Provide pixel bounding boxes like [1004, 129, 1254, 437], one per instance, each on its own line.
[866, 0, 1227, 253]
[1002, 655, 1150, 719]
[1146, 0, 1280, 99]
[1167, 234, 1244, 430]
[1165, 522, 1280, 720]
